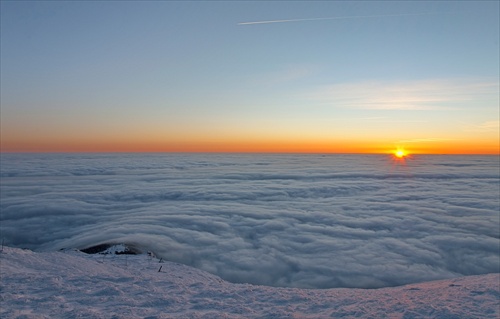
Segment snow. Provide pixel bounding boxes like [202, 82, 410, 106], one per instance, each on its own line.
[1, 246, 498, 318]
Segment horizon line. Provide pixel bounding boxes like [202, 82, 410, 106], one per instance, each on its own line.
[1, 150, 498, 156]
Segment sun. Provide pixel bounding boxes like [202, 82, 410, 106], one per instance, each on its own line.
[393, 148, 408, 159]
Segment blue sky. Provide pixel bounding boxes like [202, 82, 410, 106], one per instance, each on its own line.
[1, 1, 498, 153]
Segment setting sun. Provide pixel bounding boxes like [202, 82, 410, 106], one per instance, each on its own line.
[394, 148, 408, 159]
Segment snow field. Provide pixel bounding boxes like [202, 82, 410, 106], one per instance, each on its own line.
[1, 246, 498, 318]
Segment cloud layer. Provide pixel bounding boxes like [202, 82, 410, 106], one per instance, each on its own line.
[1, 153, 499, 289]
[305, 79, 499, 110]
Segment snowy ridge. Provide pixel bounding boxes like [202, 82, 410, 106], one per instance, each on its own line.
[1, 246, 498, 319]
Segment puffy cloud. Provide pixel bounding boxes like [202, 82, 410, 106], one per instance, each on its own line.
[1, 153, 499, 289]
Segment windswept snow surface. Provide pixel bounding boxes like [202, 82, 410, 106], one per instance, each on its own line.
[1, 247, 498, 319]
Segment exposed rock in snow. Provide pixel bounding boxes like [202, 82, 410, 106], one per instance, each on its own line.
[80, 243, 141, 255]
[1, 246, 498, 318]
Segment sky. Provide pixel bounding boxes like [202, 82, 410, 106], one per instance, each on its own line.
[1, 1, 499, 154]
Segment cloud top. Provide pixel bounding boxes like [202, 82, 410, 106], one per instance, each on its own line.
[1, 153, 499, 289]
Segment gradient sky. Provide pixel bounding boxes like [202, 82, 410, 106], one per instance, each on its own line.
[1, 1, 499, 154]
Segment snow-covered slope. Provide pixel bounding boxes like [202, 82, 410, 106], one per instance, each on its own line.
[1, 246, 498, 319]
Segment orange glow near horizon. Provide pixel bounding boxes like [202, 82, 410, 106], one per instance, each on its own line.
[1, 137, 499, 154]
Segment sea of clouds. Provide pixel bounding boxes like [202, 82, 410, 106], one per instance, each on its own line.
[1, 153, 498, 289]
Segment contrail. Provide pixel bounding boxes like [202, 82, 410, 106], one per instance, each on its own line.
[238, 12, 438, 25]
